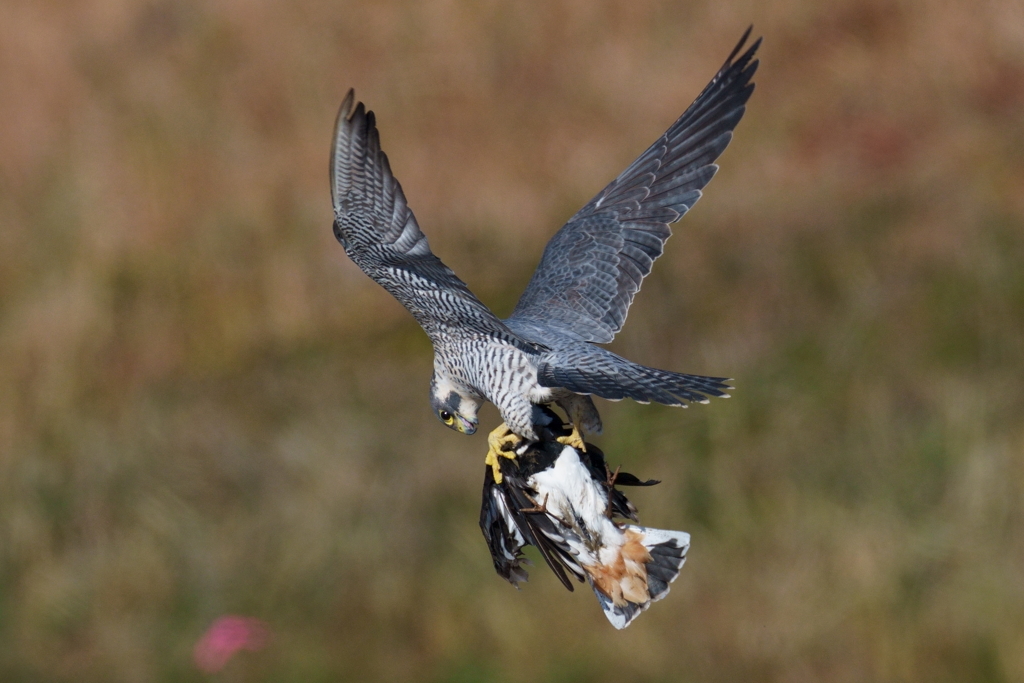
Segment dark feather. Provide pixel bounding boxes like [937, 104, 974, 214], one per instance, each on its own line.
[536, 344, 733, 406]
[479, 413, 660, 589]
[331, 90, 542, 352]
[508, 28, 760, 344]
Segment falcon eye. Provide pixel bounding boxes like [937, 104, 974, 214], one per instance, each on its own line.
[440, 410, 453, 423]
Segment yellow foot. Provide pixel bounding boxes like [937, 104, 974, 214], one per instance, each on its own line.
[556, 424, 586, 452]
[485, 423, 522, 484]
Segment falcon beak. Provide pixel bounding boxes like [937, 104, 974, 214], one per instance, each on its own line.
[458, 416, 477, 435]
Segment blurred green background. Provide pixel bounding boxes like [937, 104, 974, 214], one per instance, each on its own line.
[2, 0, 1023, 681]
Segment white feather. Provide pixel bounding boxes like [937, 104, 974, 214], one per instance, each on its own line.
[527, 447, 624, 567]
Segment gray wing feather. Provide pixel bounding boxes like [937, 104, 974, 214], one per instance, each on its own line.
[508, 29, 761, 344]
[331, 91, 534, 348]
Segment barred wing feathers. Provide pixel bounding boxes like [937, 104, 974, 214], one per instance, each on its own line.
[509, 29, 761, 344]
[331, 91, 523, 346]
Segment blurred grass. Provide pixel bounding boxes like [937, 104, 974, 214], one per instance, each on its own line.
[2, 0, 1024, 681]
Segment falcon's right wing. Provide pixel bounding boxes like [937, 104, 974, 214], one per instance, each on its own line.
[331, 91, 524, 346]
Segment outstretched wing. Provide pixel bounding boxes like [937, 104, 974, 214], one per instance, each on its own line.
[331, 91, 525, 346]
[508, 29, 761, 343]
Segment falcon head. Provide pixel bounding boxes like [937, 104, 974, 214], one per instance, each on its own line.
[430, 373, 479, 435]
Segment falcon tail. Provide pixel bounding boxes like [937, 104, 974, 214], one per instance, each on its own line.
[537, 347, 732, 407]
[586, 525, 690, 630]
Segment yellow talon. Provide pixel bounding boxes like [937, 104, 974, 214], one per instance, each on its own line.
[486, 423, 522, 484]
[556, 423, 587, 452]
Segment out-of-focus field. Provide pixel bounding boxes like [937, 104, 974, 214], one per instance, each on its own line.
[2, 1, 1023, 681]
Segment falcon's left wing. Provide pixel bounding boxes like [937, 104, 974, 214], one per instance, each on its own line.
[331, 91, 525, 347]
[508, 30, 760, 344]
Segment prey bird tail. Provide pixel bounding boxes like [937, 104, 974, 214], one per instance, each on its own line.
[479, 412, 692, 629]
[589, 526, 690, 630]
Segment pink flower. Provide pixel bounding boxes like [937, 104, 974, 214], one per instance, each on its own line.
[193, 616, 271, 673]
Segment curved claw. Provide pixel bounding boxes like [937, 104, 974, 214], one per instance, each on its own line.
[486, 423, 522, 484]
[555, 424, 586, 453]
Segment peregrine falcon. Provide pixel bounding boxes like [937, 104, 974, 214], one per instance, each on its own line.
[480, 408, 689, 629]
[330, 30, 759, 479]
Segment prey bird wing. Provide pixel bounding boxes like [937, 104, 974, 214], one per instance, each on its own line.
[331, 91, 535, 349]
[508, 29, 760, 344]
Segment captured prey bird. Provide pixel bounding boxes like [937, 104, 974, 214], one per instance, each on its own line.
[330, 30, 760, 480]
[480, 408, 689, 629]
